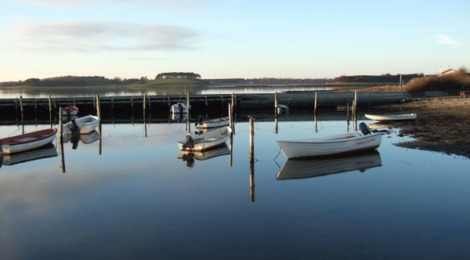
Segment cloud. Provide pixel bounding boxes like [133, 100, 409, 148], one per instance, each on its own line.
[2, 0, 212, 11]
[11, 22, 200, 52]
[437, 34, 459, 45]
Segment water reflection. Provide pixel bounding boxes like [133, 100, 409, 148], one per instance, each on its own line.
[0, 143, 58, 167]
[276, 150, 382, 180]
[177, 144, 231, 168]
[62, 130, 101, 149]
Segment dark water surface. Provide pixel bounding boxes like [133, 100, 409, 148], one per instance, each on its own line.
[1, 118, 469, 259]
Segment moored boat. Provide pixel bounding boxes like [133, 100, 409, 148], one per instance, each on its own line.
[0, 128, 57, 155]
[277, 123, 382, 159]
[62, 115, 100, 135]
[177, 126, 232, 152]
[365, 113, 416, 121]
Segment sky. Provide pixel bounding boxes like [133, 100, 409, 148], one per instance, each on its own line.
[0, 0, 469, 81]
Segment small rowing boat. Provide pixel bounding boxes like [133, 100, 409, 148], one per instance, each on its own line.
[0, 128, 57, 154]
[277, 123, 382, 159]
[365, 113, 416, 121]
[63, 115, 100, 135]
[177, 126, 232, 152]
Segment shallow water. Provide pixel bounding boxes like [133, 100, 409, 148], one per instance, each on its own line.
[1, 118, 469, 259]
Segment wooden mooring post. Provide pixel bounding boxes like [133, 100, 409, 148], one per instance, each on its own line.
[58, 107, 66, 173]
[48, 95, 53, 128]
[19, 96, 24, 130]
[314, 91, 318, 115]
[95, 95, 101, 118]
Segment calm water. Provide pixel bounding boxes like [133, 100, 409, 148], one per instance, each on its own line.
[0, 85, 334, 98]
[1, 117, 469, 259]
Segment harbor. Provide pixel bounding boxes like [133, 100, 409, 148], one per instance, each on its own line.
[0, 91, 411, 124]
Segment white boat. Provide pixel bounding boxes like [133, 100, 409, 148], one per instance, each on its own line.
[365, 113, 416, 121]
[276, 150, 382, 180]
[277, 126, 382, 159]
[170, 102, 188, 114]
[177, 126, 232, 151]
[2, 144, 58, 166]
[0, 128, 57, 155]
[195, 116, 230, 129]
[63, 115, 100, 135]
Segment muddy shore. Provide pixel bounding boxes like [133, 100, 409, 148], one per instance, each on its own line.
[374, 96, 470, 159]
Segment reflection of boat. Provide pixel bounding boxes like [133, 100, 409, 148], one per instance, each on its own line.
[170, 112, 186, 122]
[62, 130, 100, 149]
[365, 113, 416, 121]
[62, 105, 79, 116]
[63, 115, 100, 134]
[80, 130, 100, 144]
[177, 144, 230, 168]
[0, 128, 57, 154]
[1, 144, 58, 166]
[195, 116, 229, 129]
[170, 102, 188, 114]
[277, 124, 382, 159]
[177, 126, 232, 151]
[277, 150, 382, 180]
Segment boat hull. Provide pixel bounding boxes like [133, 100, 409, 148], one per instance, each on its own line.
[63, 115, 100, 134]
[0, 128, 57, 154]
[177, 126, 231, 152]
[365, 113, 416, 121]
[277, 132, 382, 159]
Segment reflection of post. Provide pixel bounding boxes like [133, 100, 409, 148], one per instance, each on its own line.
[229, 130, 233, 167]
[249, 116, 255, 202]
[275, 114, 278, 134]
[314, 113, 318, 133]
[250, 157, 255, 203]
[98, 122, 102, 155]
[59, 107, 66, 173]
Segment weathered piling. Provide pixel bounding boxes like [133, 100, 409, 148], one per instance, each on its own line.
[274, 92, 278, 114]
[249, 116, 255, 162]
[95, 95, 101, 118]
[59, 107, 66, 173]
[314, 91, 318, 115]
[48, 96, 53, 128]
[19, 96, 24, 127]
[186, 91, 191, 132]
